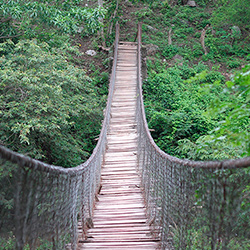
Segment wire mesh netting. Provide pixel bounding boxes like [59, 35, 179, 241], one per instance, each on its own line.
[0, 24, 119, 250]
[0, 139, 102, 249]
[136, 23, 250, 250]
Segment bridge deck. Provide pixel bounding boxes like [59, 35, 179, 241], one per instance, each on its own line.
[78, 42, 159, 249]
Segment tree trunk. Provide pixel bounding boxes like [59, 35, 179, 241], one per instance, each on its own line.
[168, 28, 172, 45]
[108, 0, 119, 35]
[201, 24, 209, 55]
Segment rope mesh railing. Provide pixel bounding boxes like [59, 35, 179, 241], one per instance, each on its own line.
[0, 23, 120, 250]
[136, 23, 250, 249]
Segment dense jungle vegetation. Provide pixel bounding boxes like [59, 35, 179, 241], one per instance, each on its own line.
[139, 0, 250, 161]
[0, 0, 249, 249]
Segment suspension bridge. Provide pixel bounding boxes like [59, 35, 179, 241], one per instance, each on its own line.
[0, 23, 250, 250]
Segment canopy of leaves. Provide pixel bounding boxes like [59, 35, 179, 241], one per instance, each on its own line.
[0, 0, 106, 40]
[177, 65, 250, 160]
[144, 60, 250, 160]
[0, 39, 105, 167]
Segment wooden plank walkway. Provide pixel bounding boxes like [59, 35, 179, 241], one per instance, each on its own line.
[78, 42, 159, 249]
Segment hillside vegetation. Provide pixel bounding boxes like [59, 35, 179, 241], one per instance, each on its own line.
[124, 0, 250, 160]
[0, 0, 249, 249]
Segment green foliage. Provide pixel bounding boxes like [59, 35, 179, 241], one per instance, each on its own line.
[0, 161, 14, 232]
[226, 59, 241, 69]
[0, 39, 104, 167]
[0, 232, 15, 250]
[0, 231, 57, 250]
[139, 1, 250, 66]
[143, 63, 227, 156]
[0, 0, 106, 40]
[212, 0, 250, 30]
[176, 65, 250, 160]
[205, 65, 250, 156]
[144, 63, 250, 160]
[138, 0, 250, 160]
[162, 45, 179, 59]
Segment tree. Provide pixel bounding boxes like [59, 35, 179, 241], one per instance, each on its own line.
[177, 65, 250, 160]
[0, 39, 104, 167]
[0, 0, 106, 41]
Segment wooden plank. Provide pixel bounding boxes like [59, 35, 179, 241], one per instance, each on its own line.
[118, 51, 137, 53]
[115, 64, 137, 67]
[80, 247, 156, 250]
[93, 209, 146, 215]
[116, 67, 137, 70]
[99, 189, 142, 195]
[104, 155, 137, 161]
[100, 182, 141, 188]
[94, 203, 145, 209]
[104, 156, 137, 161]
[107, 131, 137, 135]
[92, 209, 146, 215]
[102, 165, 137, 169]
[100, 181, 141, 187]
[118, 47, 137, 50]
[86, 231, 154, 236]
[101, 171, 138, 175]
[93, 218, 147, 225]
[79, 245, 157, 250]
[93, 210, 146, 217]
[101, 179, 141, 184]
[87, 226, 152, 234]
[105, 152, 137, 157]
[105, 147, 137, 152]
[101, 168, 138, 173]
[113, 94, 136, 97]
[111, 112, 136, 117]
[100, 183, 141, 188]
[111, 98, 136, 101]
[106, 140, 137, 145]
[87, 231, 151, 236]
[107, 133, 137, 139]
[113, 90, 136, 94]
[104, 152, 137, 157]
[79, 242, 158, 247]
[111, 105, 136, 109]
[101, 174, 139, 179]
[101, 172, 139, 177]
[101, 170, 138, 175]
[84, 238, 158, 243]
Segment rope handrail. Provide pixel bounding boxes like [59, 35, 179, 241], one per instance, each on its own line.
[136, 22, 250, 249]
[0, 23, 120, 250]
[136, 24, 250, 169]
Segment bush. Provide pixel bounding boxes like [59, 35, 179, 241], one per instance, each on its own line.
[0, 39, 104, 167]
[162, 45, 179, 59]
[143, 64, 228, 156]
